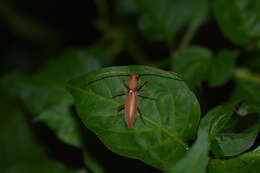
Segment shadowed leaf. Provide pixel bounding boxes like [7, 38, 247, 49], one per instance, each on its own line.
[214, 0, 260, 45]
[172, 46, 212, 86]
[17, 48, 104, 147]
[209, 50, 238, 87]
[136, 0, 209, 41]
[199, 103, 259, 157]
[208, 146, 260, 173]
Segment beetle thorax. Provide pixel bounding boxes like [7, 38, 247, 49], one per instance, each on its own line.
[128, 75, 138, 90]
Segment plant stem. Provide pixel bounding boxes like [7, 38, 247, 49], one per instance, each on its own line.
[235, 68, 260, 83]
[178, 11, 207, 52]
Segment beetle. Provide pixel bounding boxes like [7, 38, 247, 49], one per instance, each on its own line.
[110, 73, 158, 128]
[87, 69, 181, 128]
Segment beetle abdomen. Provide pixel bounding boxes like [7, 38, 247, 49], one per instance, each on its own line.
[125, 90, 138, 128]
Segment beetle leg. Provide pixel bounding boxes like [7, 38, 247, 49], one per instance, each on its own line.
[137, 106, 146, 126]
[137, 80, 150, 91]
[138, 92, 159, 101]
[123, 80, 129, 89]
[109, 91, 127, 99]
[108, 104, 125, 128]
[116, 104, 125, 112]
[138, 106, 153, 128]
[137, 106, 152, 127]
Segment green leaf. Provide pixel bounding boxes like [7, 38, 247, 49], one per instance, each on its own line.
[18, 48, 103, 147]
[236, 101, 260, 116]
[18, 74, 82, 147]
[166, 129, 210, 173]
[231, 71, 260, 117]
[199, 104, 235, 134]
[172, 46, 213, 86]
[213, 122, 259, 157]
[234, 68, 260, 84]
[84, 149, 106, 173]
[68, 65, 200, 170]
[0, 99, 84, 173]
[208, 146, 260, 173]
[232, 72, 260, 107]
[199, 103, 259, 157]
[209, 50, 239, 87]
[39, 48, 102, 83]
[136, 0, 209, 41]
[0, 103, 44, 171]
[214, 0, 260, 45]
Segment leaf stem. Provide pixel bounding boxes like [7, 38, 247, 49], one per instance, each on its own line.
[235, 68, 260, 83]
[178, 10, 207, 52]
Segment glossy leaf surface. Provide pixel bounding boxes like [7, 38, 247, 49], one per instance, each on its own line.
[199, 103, 259, 157]
[68, 65, 200, 170]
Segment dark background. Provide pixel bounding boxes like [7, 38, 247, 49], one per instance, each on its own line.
[1, 1, 256, 173]
[0, 0, 98, 74]
[0, 0, 236, 76]
[1, 1, 162, 172]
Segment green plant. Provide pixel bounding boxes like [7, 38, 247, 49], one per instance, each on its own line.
[1, 0, 260, 172]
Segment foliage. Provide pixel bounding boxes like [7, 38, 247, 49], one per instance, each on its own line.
[1, 0, 260, 172]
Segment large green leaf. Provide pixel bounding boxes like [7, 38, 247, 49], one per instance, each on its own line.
[172, 46, 213, 86]
[208, 146, 260, 173]
[136, 0, 209, 41]
[166, 129, 210, 173]
[209, 50, 238, 87]
[214, 0, 260, 45]
[18, 48, 103, 147]
[199, 103, 259, 157]
[68, 65, 200, 170]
